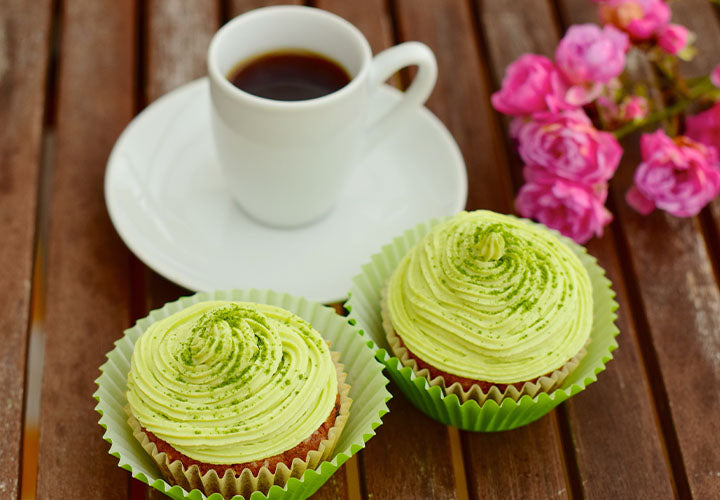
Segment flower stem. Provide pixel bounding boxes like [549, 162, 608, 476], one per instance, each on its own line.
[613, 76, 716, 139]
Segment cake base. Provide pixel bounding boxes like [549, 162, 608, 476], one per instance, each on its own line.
[127, 353, 351, 498]
[142, 393, 341, 477]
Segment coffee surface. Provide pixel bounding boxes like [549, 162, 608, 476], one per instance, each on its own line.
[228, 49, 351, 101]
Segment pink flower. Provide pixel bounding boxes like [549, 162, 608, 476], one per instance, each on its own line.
[711, 64, 720, 88]
[685, 103, 720, 150]
[515, 110, 623, 185]
[597, 0, 671, 41]
[565, 82, 604, 107]
[626, 131, 720, 217]
[556, 24, 629, 87]
[657, 24, 689, 55]
[620, 95, 648, 121]
[516, 177, 612, 244]
[491, 55, 571, 116]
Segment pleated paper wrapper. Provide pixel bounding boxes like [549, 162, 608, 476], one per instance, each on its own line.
[95, 289, 391, 500]
[346, 216, 619, 432]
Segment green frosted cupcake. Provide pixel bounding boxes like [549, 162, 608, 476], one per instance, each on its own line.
[126, 301, 351, 499]
[382, 210, 593, 405]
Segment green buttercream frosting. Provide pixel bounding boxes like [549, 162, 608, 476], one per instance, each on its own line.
[126, 301, 337, 464]
[387, 211, 593, 384]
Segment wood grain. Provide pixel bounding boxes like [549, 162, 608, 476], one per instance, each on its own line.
[141, 2, 351, 498]
[559, 1, 720, 496]
[0, 0, 52, 497]
[391, 1, 569, 497]
[227, 0, 302, 20]
[395, 0, 514, 213]
[479, 0, 675, 497]
[568, 237, 675, 498]
[310, 1, 460, 497]
[316, 0, 393, 56]
[145, 0, 219, 102]
[136, 3, 217, 495]
[360, 387, 456, 499]
[464, 419, 570, 500]
[35, 0, 136, 498]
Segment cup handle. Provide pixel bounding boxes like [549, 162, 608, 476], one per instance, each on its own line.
[365, 41, 438, 150]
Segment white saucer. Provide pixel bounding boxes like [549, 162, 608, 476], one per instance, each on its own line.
[105, 78, 467, 303]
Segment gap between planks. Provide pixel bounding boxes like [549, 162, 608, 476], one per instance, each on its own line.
[462, 0, 582, 495]
[552, 1, 699, 496]
[19, 132, 56, 500]
[19, 0, 61, 495]
[448, 426, 470, 500]
[604, 195, 690, 499]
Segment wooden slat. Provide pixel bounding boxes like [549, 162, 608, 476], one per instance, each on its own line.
[35, 0, 136, 498]
[0, 0, 52, 497]
[479, 1, 676, 497]
[394, 0, 514, 214]
[312, 1, 461, 497]
[359, 389, 457, 498]
[142, 2, 351, 499]
[314, 0, 395, 61]
[391, 1, 571, 498]
[145, 0, 220, 103]
[569, 238, 675, 497]
[316, 0, 400, 89]
[227, 0, 302, 19]
[558, 1, 720, 497]
[464, 419, 570, 499]
[139, 1, 218, 494]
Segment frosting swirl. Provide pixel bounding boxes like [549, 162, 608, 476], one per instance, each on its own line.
[126, 301, 337, 464]
[387, 211, 593, 384]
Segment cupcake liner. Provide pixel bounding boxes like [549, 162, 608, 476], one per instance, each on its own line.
[346, 216, 619, 432]
[127, 353, 351, 498]
[94, 289, 391, 500]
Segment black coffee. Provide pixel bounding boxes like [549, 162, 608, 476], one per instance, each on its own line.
[228, 49, 351, 101]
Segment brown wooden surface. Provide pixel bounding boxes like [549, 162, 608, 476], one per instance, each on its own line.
[0, 0, 52, 497]
[6, 0, 720, 499]
[360, 388, 457, 499]
[314, 2, 458, 498]
[480, 1, 676, 498]
[391, 1, 571, 497]
[559, 1, 720, 498]
[35, 0, 136, 498]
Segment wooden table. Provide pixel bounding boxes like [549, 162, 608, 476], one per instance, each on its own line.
[3, 0, 720, 498]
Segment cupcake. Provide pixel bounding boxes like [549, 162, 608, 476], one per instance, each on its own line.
[381, 210, 593, 405]
[125, 300, 351, 498]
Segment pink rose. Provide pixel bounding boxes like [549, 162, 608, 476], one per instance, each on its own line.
[620, 95, 648, 121]
[597, 0, 671, 40]
[515, 110, 623, 185]
[626, 130, 720, 217]
[685, 103, 720, 150]
[565, 82, 604, 107]
[516, 177, 612, 244]
[657, 24, 689, 55]
[711, 64, 720, 88]
[491, 54, 571, 116]
[556, 24, 629, 88]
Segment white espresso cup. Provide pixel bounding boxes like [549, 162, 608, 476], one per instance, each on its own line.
[208, 6, 437, 228]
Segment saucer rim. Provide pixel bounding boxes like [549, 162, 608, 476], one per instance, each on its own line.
[104, 77, 468, 303]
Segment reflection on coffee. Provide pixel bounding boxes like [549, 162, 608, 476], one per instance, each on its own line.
[228, 49, 351, 101]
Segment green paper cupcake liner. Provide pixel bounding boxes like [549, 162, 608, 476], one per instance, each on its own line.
[94, 289, 391, 500]
[345, 216, 619, 432]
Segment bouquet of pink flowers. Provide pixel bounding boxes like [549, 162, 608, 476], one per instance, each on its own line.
[492, 0, 720, 243]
